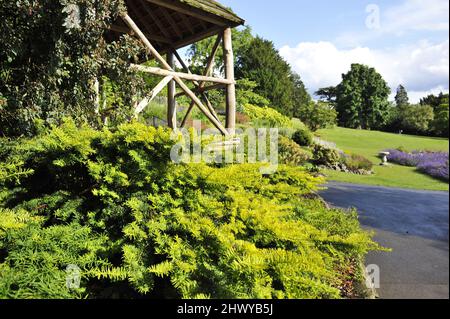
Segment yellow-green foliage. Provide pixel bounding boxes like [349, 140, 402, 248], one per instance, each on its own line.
[279, 136, 311, 166]
[0, 208, 109, 299]
[0, 121, 379, 299]
[243, 104, 292, 128]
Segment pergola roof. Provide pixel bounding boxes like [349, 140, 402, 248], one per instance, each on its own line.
[107, 0, 244, 52]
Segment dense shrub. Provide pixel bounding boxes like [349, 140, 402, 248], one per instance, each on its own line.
[386, 149, 420, 166]
[312, 144, 340, 167]
[0, 209, 108, 299]
[386, 149, 449, 181]
[278, 136, 311, 166]
[395, 146, 409, 153]
[0, 121, 379, 299]
[243, 104, 292, 128]
[417, 157, 449, 181]
[342, 154, 373, 172]
[292, 129, 313, 147]
[278, 118, 308, 140]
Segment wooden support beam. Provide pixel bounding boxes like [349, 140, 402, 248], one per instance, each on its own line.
[109, 24, 133, 34]
[223, 27, 236, 134]
[180, 103, 195, 128]
[175, 76, 228, 135]
[167, 53, 177, 129]
[169, 25, 224, 50]
[108, 24, 170, 44]
[137, 0, 172, 40]
[121, 14, 229, 136]
[159, 7, 183, 39]
[180, 35, 223, 128]
[94, 78, 100, 115]
[175, 83, 225, 98]
[144, 0, 228, 26]
[127, 1, 165, 46]
[204, 35, 223, 77]
[135, 75, 173, 115]
[179, 13, 195, 35]
[130, 64, 233, 85]
[172, 50, 219, 121]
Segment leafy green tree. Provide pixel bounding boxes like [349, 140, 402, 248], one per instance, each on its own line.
[315, 86, 338, 105]
[420, 92, 449, 110]
[291, 72, 312, 118]
[236, 78, 270, 109]
[382, 102, 403, 133]
[395, 85, 409, 108]
[237, 37, 295, 116]
[417, 93, 449, 137]
[432, 103, 449, 137]
[187, 25, 254, 75]
[335, 64, 391, 129]
[401, 104, 435, 134]
[297, 101, 337, 131]
[189, 27, 311, 118]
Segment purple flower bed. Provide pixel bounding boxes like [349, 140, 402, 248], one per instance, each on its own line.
[386, 149, 449, 181]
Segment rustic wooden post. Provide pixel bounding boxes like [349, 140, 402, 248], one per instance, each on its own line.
[94, 78, 100, 115]
[167, 52, 177, 129]
[223, 27, 236, 135]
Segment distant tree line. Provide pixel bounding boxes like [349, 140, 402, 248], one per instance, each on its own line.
[190, 28, 449, 138]
[315, 64, 449, 137]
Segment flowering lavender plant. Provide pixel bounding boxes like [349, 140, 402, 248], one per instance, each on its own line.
[386, 149, 449, 181]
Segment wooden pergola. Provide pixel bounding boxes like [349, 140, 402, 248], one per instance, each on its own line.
[106, 0, 244, 136]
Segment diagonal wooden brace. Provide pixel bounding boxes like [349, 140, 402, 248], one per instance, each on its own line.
[172, 49, 220, 121]
[122, 14, 230, 136]
[180, 35, 223, 128]
[121, 14, 229, 136]
[135, 75, 173, 116]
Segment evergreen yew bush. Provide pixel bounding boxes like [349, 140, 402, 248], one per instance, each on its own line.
[292, 129, 313, 147]
[278, 136, 311, 166]
[312, 144, 341, 167]
[243, 104, 292, 128]
[0, 121, 379, 299]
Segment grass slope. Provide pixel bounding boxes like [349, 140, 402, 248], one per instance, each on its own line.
[316, 127, 449, 191]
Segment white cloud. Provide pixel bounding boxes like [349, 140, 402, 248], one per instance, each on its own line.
[336, 0, 449, 47]
[382, 0, 449, 34]
[280, 39, 449, 103]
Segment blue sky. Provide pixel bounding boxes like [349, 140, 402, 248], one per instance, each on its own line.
[219, 0, 449, 102]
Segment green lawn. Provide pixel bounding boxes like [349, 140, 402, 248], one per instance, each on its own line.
[316, 127, 449, 191]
